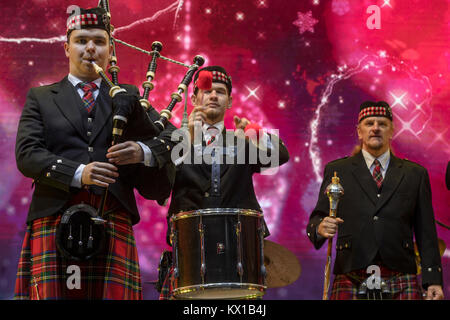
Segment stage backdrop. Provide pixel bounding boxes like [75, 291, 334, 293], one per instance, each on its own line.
[0, 0, 448, 299]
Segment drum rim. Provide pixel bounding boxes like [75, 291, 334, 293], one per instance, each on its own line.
[173, 282, 266, 299]
[172, 208, 263, 221]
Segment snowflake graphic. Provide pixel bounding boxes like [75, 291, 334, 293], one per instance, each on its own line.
[292, 11, 319, 35]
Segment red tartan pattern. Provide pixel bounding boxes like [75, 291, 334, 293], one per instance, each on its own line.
[329, 266, 423, 300]
[67, 14, 99, 30]
[194, 71, 231, 91]
[358, 106, 388, 122]
[159, 266, 175, 300]
[14, 192, 142, 300]
[211, 71, 231, 84]
[79, 82, 97, 113]
[372, 159, 383, 189]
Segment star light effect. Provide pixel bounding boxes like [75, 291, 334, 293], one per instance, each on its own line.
[236, 12, 245, 21]
[427, 128, 449, 151]
[308, 52, 434, 182]
[256, 0, 268, 8]
[293, 11, 319, 35]
[409, 97, 427, 115]
[381, 0, 392, 8]
[393, 113, 421, 140]
[244, 85, 261, 101]
[257, 32, 266, 40]
[389, 92, 408, 110]
[278, 100, 286, 109]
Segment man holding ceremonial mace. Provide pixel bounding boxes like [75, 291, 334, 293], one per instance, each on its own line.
[307, 101, 443, 300]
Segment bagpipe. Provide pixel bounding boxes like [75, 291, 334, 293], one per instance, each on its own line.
[56, 0, 204, 261]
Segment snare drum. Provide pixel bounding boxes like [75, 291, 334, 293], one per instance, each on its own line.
[170, 208, 266, 299]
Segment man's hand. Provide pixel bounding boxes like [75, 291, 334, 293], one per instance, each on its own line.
[317, 216, 344, 238]
[425, 285, 444, 300]
[106, 141, 144, 165]
[81, 162, 119, 188]
[188, 106, 208, 143]
[233, 115, 250, 130]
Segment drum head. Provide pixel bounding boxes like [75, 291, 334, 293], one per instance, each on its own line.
[56, 204, 106, 261]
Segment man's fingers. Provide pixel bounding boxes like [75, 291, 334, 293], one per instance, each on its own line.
[91, 178, 111, 188]
[323, 232, 336, 239]
[93, 161, 118, 171]
[113, 159, 134, 165]
[318, 216, 343, 239]
[107, 147, 132, 159]
[110, 154, 136, 165]
[91, 166, 119, 178]
[107, 143, 125, 153]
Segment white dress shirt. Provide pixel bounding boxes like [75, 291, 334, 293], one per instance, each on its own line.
[361, 148, 390, 178]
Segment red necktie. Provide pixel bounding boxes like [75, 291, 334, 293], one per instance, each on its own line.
[372, 159, 383, 189]
[79, 82, 97, 113]
[206, 126, 219, 145]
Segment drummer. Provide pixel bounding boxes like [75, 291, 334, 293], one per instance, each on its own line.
[159, 65, 290, 299]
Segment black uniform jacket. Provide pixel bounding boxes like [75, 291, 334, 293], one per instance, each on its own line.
[16, 76, 176, 225]
[307, 151, 443, 288]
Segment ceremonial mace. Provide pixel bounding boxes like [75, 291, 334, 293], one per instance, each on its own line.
[323, 172, 344, 300]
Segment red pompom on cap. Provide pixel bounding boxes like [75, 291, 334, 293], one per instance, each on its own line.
[196, 70, 213, 90]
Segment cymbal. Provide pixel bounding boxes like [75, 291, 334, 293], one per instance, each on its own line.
[438, 238, 446, 257]
[264, 240, 301, 288]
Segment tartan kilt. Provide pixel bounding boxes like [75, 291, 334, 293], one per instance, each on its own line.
[14, 192, 142, 300]
[159, 266, 175, 300]
[330, 266, 423, 300]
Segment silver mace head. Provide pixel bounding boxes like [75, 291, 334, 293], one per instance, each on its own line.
[325, 171, 344, 214]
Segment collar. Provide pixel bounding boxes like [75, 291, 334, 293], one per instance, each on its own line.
[202, 121, 224, 136]
[68, 73, 102, 89]
[362, 148, 390, 169]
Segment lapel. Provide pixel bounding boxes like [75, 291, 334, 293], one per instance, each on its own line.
[351, 151, 379, 206]
[53, 76, 86, 140]
[89, 80, 112, 144]
[373, 153, 405, 213]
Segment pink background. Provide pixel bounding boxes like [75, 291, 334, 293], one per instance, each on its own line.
[0, 0, 448, 299]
